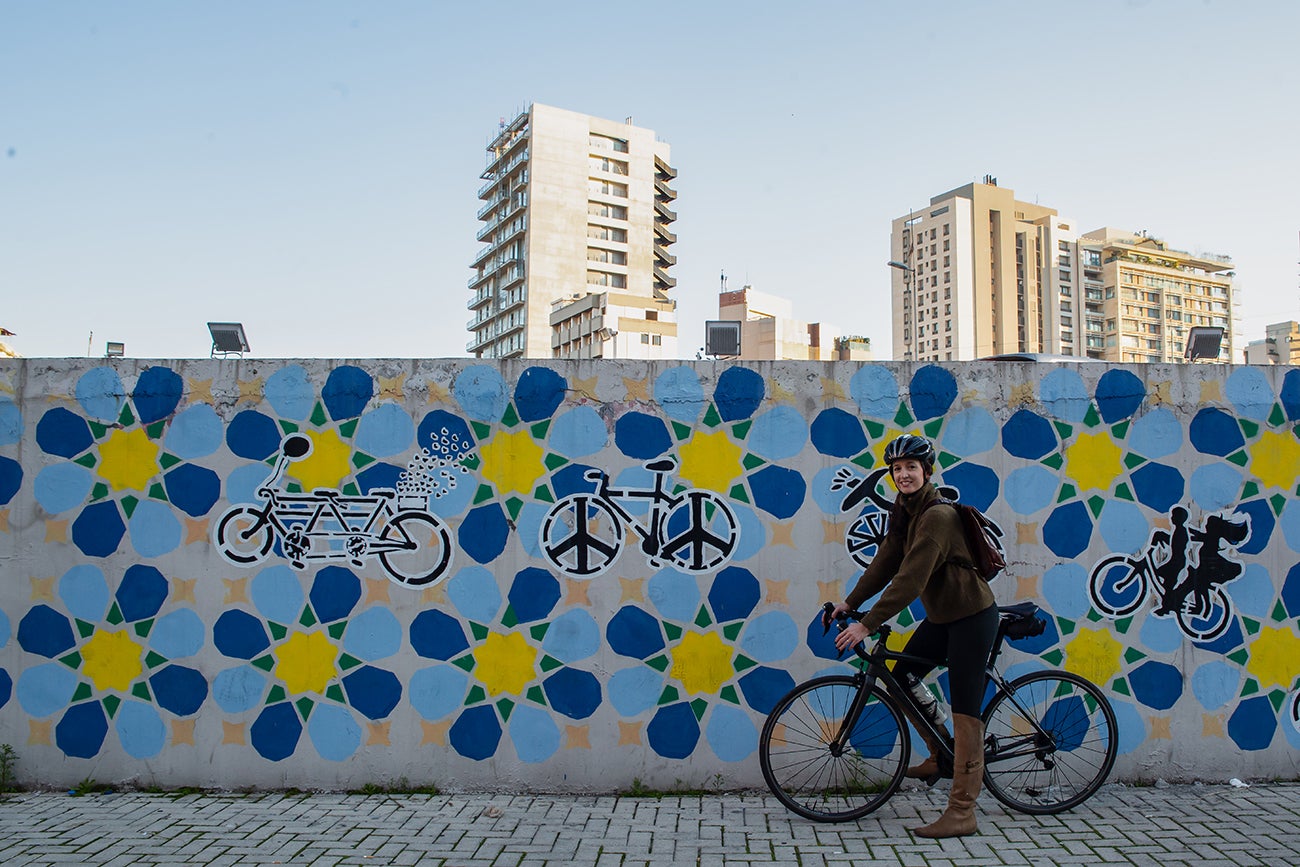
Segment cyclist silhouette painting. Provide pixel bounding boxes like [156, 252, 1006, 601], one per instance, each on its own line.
[831, 434, 998, 839]
[1155, 512, 1250, 620]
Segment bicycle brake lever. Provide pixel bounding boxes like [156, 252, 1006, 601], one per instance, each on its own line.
[821, 602, 835, 635]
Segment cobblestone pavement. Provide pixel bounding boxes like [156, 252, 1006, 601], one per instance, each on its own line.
[2, 783, 1297, 866]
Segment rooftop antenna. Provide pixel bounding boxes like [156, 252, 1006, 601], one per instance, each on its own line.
[720, 270, 728, 292]
[86, 330, 93, 357]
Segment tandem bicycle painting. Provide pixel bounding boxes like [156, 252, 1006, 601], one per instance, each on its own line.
[214, 427, 476, 588]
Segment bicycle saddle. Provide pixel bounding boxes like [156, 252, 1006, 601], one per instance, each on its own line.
[645, 459, 676, 473]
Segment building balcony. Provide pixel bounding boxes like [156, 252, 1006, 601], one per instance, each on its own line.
[654, 155, 677, 179]
[468, 270, 491, 290]
[655, 179, 677, 201]
[653, 266, 676, 289]
[655, 222, 677, 245]
[467, 286, 494, 310]
[654, 248, 677, 266]
[654, 200, 677, 222]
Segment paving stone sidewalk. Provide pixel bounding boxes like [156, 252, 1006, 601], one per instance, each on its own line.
[2, 783, 1297, 866]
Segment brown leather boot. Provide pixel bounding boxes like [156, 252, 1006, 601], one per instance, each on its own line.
[912, 713, 983, 838]
[905, 729, 945, 780]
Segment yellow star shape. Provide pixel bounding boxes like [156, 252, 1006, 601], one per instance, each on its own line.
[1202, 714, 1225, 738]
[364, 578, 392, 606]
[821, 518, 843, 545]
[187, 378, 215, 406]
[421, 581, 450, 606]
[564, 577, 592, 607]
[770, 521, 796, 548]
[619, 576, 645, 603]
[1148, 716, 1172, 740]
[622, 376, 652, 402]
[221, 721, 246, 745]
[44, 519, 69, 544]
[426, 379, 453, 406]
[817, 578, 844, 604]
[377, 374, 405, 401]
[30, 575, 57, 602]
[819, 376, 848, 403]
[237, 376, 264, 405]
[767, 377, 796, 405]
[1009, 382, 1036, 408]
[765, 579, 790, 606]
[184, 516, 209, 545]
[171, 719, 197, 746]
[564, 725, 591, 750]
[29, 719, 52, 746]
[171, 577, 198, 605]
[569, 375, 600, 403]
[421, 719, 452, 746]
[1015, 574, 1040, 600]
[1016, 522, 1039, 545]
[223, 576, 250, 605]
[1149, 380, 1173, 406]
[1199, 379, 1223, 404]
[366, 721, 391, 746]
[617, 721, 642, 746]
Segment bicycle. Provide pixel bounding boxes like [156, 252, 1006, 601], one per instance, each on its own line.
[1089, 535, 1234, 642]
[758, 602, 1118, 822]
[539, 458, 738, 578]
[214, 434, 453, 587]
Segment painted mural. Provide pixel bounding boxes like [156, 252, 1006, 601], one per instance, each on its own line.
[0, 358, 1298, 789]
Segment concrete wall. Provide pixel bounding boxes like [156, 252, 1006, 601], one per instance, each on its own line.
[0, 357, 1297, 790]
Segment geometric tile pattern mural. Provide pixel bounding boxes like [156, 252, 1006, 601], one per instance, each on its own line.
[1, 359, 1298, 788]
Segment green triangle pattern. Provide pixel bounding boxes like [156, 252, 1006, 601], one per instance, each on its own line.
[720, 685, 740, 705]
[1115, 483, 1134, 502]
[296, 697, 314, 719]
[658, 685, 679, 704]
[299, 608, 317, 628]
[533, 485, 554, 504]
[544, 453, 568, 470]
[1111, 420, 1130, 439]
[310, 403, 328, 426]
[279, 420, 300, 434]
[1267, 690, 1286, 713]
[733, 655, 757, 673]
[1240, 679, 1259, 697]
[327, 622, 346, 639]
[893, 405, 914, 427]
[722, 622, 743, 641]
[1242, 481, 1260, 499]
[729, 484, 750, 504]
[145, 420, 166, 439]
[506, 497, 524, 522]
[75, 619, 95, 639]
[702, 404, 722, 428]
[496, 698, 515, 721]
[103, 695, 121, 719]
[1123, 453, 1146, 469]
[266, 685, 287, 703]
[107, 602, 124, 626]
[531, 420, 551, 439]
[159, 453, 182, 469]
[132, 682, 152, 701]
[471, 421, 492, 440]
[1086, 496, 1105, 518]
[646, 654, 669, 672]
[134, 618, 153, 638]
[1053, 421, 1074, 440]
[498, 403, 519, 427]
[1226, 451, 1248, 467]
[121, 496, 138, 519]
[732, 420, 752, 439]
[1043, 649, 1064, 666]
[145, 650, 167, 669]
[1123, 648, 1145, 664]
[252, 655, 275, 672]
[119, 405, 136, 426]
[465, 685, 487, 705]
[339, 653, 362, 671]
[1042, 453, 1064, 470]
[1271, 601, 1288, 623]
[474, 484, 495, 504]
[470, 622, 489, 640]
[1268, 403, 1285, 427]
[742, 453, 765, 470]
[1111, 679, 1131, 696]
[690, 698, 707, 720]
[269, 622, 288, 640]
[79, 455, 100, 470]
[89, 420, 110, 439]
[1083, 405, 1100, 428]
[937, 451, 958, 469]
[339, 418, 359, 439]
[452, 655, 475, 672]
[148, 482, 167, 501]
[540, 655, 563, 672]
[672, 421, 693, 441]
[527, 685, 546, 705]
[1227, 649, 1248, 666]
[1239, 418, 1259, 438]
[1270, 494, 1288, 516]
[1057, 483, 1076, 503]
[72, 682, 92, 702]
[352, 453, 375, 469]
[530, 624, 549, 641]
[694, 607, 712, 628]
[327, 684, 346, 703]
[923, 418, 944, 438]
[663, 623, 683, 641]
[342, 482, 360, 496]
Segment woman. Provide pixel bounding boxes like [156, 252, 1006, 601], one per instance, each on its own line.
[831, 434, 998, 839]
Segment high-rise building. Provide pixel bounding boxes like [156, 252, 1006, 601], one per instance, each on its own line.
[715, 284, 870, 360]
[467, 104, 678, 359]
[889, 179, 1236, 362]
[1243, 321, 1300, 364]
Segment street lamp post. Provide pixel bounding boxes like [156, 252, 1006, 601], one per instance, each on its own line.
[888, 259, 916, 360]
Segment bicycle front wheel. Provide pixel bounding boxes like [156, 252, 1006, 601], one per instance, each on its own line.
[982, 670, 1118, 815]
[759, 675, 909, 822]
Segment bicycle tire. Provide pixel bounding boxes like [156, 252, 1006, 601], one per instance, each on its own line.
[660, 490, 738, 573]
[378, 512, 453, 587]
[540, 494, 624, 577]
[759, 675, 909, 822]
[1088, 554, 1147, 618]
[1175, 585, 1232, 642]
[214, 506, 274, 565]
[982, 669, 1118, 815]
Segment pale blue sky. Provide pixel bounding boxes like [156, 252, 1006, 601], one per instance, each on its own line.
[3, 1, 1297, 360]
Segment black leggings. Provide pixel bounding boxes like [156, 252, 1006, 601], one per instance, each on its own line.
[892, 603, 999, 717]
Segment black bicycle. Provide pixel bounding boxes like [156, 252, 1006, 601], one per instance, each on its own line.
[759, 602, 1118, 822]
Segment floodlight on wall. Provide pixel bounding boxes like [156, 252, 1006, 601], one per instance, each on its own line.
[208, 322, 250, 358]
[1185, 325, 1224, 362]
[705, 320, 741, 357]
[105, 342, 125, 358]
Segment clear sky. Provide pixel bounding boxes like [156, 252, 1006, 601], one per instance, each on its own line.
[3, 1, 1297, 360]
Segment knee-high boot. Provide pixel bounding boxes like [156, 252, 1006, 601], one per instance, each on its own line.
[912, 713, 983, 838]
[905, 727, 947, 781]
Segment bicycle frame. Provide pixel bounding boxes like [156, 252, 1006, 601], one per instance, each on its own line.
[830, 617, 1056, 772]
[585, 466, 683, 557]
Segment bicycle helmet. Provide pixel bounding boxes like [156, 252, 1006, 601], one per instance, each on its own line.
[883, 434, 935, 473]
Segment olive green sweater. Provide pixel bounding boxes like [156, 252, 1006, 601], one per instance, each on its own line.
[845, 480, 995, 633]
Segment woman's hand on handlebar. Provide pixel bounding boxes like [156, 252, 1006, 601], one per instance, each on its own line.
[833, 618, 872, 653]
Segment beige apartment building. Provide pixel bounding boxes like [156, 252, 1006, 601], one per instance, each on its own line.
[890, 179, 1236, 362]
[715, 284, 871, 360]
[467, 104, 678, 359]
[1243, 320, 1300, 364]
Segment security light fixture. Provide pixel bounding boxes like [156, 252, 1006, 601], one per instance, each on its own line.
[705, 320, 741, 357]
[105, 342, 125, 358]
[1185, 326, 1224, 362]
[208, 322, 250, 358]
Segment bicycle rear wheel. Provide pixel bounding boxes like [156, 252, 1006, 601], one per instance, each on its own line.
[759, 675, 909, 822]
[982, 670, 1118, 814]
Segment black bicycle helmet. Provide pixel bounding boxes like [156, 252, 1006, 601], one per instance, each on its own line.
[883, 434, 935, 472]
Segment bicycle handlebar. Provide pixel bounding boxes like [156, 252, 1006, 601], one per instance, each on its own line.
[821, 602, 890, 660]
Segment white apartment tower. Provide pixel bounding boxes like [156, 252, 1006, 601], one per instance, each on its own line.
[890, 179, 1236, 362]
[468, 104, 679, 359]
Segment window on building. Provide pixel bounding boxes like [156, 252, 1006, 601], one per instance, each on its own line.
[588, 202, 628, 220]
[943, 224, 950, 236]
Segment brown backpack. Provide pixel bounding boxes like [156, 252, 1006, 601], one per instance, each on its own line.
[922, 497, 1006, 581]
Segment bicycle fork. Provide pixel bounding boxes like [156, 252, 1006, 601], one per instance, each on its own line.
[828, 669, 882, 756]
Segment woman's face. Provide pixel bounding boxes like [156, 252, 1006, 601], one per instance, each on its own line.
[890, 458, 926, 495]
